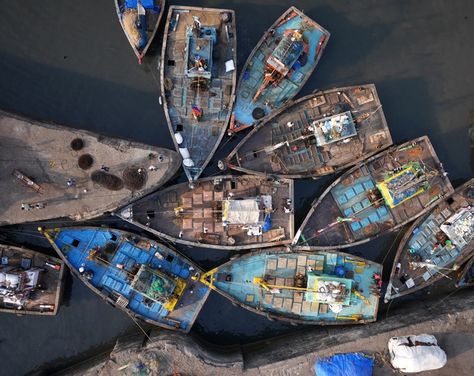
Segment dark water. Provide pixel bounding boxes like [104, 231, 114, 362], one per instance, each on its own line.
[0, 0, 473, 374]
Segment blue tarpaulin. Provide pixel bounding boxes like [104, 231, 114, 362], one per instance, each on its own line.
[262, 214, 271, 232]
[125, 0, 156, 10]
[125, 0, 137, 8]
[314, 353, 374, 376]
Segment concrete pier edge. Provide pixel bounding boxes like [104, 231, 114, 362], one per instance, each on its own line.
[52, 289, 474, 375]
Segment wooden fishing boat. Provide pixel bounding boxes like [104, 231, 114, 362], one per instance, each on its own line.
[0, 243, 64, 316]
[385, 179, 474, 301]
[161, 6, 237, 183]
[117, 175, 294, 250]
[222, 84, 392, 178]
[114, 0, 165, 63]
[201, 247, 382, 325]
[228, 6, 330, 134]
[456, 254, 474, 288]
[41, 227, 210, 332]
[293, 136, 454, 249]
[0, 110, 180, 226]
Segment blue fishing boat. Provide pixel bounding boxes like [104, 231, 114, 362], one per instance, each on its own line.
[293, 137, 454, 249]
[229, 7, 330, 134]
[201, 247, 382, 325]
[385, 179, 474, 301]
[41, 227, 209, 332]
[115, 0, 165, 63]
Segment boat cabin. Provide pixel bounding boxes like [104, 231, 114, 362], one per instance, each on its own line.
[184, 18, 216, 82]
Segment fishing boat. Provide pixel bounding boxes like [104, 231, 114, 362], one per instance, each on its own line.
[114, 0, 165, 63]
[385, 179, 474, 301]
[222, 84, 392, 178]
[293, 136, 454, 249]
[456, 254, 474, 288]
[161, 6, 237, 183]
[0, 243, 64, 315]
[228, 7, 330, 134]
[0, 110, 180, 226]
[117, 175, 294, 250]
[201, 247, 382, 325]
[41, 227, 210, 332]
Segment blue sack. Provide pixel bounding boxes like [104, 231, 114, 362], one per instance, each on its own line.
[125, 0, 137, 9]
[262, 214, 271, 232]
[141, 0, 155, 9]
[314, 353, 373, 376]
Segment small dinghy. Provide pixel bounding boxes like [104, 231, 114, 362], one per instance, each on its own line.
[293, 136, 454, 249]
[223, 84, 392, 177]
[0, 243, 64, 316]
[118, 175, 294, 250]
[115, 0, 165, 63]
[42, 227, 210, 332]
[385, 179, 474, 301]
[161, 6, 237, 182]
[229, 6, 330, 134]
[201, 247, 382, 325]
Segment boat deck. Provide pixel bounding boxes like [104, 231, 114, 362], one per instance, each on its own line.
[116, 0, 165, 58]
[47, 227, 209, 332]
[0, 111, 180, 225]
[119, 175, 294, 250]
[229, 85, 392, 177]
[230, 7, 329, 132]
[386, 179, 474, 300]
[162, 6, 236, 181]
[0, 244, 64, 315]
[204, 248, 381, 324]
[295, 136, 454, 248]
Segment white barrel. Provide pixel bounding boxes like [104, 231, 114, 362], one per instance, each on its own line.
[179, 147, 190, 159]
[183, 158, 194, 167]
[174, 132, 183, 145]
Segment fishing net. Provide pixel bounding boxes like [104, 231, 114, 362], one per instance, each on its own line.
[122, 10, 141, 48]
[91, 170, 124, 191]
[123, 166, 147, 191]
[78, 154, 94, 170]
[70, 138, 84, 151]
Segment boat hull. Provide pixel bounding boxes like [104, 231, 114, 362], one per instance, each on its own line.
[225, 84, 392, 178]
[229, 7, 330, 133]
[0, 110, 180, 226]
[115, 0, 165, 62]
[42, 227, 210, 332]
[0, 243, 64, 316]
[117, 175, 294, 250]
[161, 6, 237, 182]
[201, 247, 382, 325]
[293, 136, 454, 249]
[385, 179, 474, 301]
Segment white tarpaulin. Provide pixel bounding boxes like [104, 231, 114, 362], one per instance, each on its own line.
[223, 199, 260, 225]
[388, 334, 447, 373]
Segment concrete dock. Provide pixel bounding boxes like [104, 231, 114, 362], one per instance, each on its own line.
[0, 111, 181, 225]
[55, 289, 474, 375]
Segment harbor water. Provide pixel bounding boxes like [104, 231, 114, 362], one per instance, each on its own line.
[0, 0, 473, 374]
